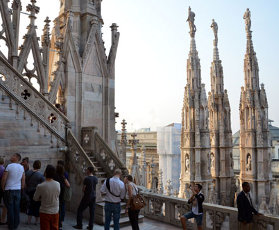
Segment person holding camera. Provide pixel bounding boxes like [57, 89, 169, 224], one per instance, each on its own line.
[180, 183, 204, 230]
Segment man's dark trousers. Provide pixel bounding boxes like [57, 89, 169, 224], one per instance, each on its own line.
[4, 190, 21, 230]
[76, 196, 96, 229]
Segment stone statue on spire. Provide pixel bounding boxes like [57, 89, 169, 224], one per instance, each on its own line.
[243, 8, 251, 34]
[211, 19, 218, 42]
[187, 7, 196, 38]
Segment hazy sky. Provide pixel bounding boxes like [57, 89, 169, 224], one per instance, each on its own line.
[17, 0, 279, 133]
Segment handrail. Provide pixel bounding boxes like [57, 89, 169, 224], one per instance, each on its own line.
[0, 55, 69, 140]
[67, 130, 98, 183]
[0, 83, 66, 142]
[0, 55, 69, 122]
[139, 189, 279, 230]
[94, 132, 127, 172]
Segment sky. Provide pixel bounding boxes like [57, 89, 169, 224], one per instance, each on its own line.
[14, 0, 279, 133]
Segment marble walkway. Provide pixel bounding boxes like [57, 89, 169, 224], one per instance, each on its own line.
[0, 212, 181, 230]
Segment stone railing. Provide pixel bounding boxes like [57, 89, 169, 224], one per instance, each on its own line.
[139, 188, 279, 230]
[66, 129, 97, 184]
[139, 187, 193, 228]
[81, 127, 128, 177]
[0, 55, 69, 142]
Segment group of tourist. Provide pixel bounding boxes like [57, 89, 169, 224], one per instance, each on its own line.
[0, 153, 263, 230]
[180, 182, 263, 230]
[73, 168, 140, 230]
[0, 154, 140, 230]
[0, 153, 71, 230]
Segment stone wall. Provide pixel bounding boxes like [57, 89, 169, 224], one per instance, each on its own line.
[0, 95, 64, 169]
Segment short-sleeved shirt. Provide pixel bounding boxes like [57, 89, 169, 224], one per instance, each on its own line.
[33, 180, 60, 214]
[83, 176, 98, 199]
[25, 170, 45, 193]
[5, 163, 24, 190]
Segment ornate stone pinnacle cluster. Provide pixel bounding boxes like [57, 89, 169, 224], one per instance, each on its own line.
[42, 17, 51, 47]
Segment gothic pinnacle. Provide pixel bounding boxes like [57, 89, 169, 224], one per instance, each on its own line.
[42, 17, 51, 47]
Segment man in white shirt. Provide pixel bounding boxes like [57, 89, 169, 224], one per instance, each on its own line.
[1, 153, 25, 230]
[100, 169, 125, 230]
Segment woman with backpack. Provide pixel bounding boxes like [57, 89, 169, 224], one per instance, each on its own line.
[124, 175, 140, 230]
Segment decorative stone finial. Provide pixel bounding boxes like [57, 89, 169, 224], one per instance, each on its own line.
[26, 0, 40, 25]
[120, 119, 127, 145]
[187, 7, 196, 38]
[243, 8, 251, 35]
[110, 23, 119, 31]
[12, 0, 22, 10]
[129, 133, 139, 150]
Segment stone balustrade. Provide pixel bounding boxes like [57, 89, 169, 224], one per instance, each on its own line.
[67, 129, 98, 184]
[81, 127, 128, 177]
[0, 55, 69, 142]
[139, 187, 279, 230]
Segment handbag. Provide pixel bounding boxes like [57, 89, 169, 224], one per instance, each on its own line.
[131, 186, 146, 211]
[63, 186, 72, 202]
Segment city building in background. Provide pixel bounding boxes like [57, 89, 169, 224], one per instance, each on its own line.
[157, 123, 181, 193]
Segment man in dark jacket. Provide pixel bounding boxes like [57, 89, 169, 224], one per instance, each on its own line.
[237, 182, 262, 230]
[180, 184, 204, 230]
[73, 167, 98, 230]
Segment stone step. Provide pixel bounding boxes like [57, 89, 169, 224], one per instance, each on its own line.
[95, 172, 107, 177]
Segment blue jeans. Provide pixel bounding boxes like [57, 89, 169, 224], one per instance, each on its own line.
[61, 202, 65, 221]
[104, 202, 121, 230]
[4, 190, 21, 230]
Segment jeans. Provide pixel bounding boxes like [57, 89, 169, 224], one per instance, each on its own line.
[60, 202, 65, 221]
[27, 190, 40, 217]
[104, 202, 121, 230]
[76, 197, 96, 229]
[3, 190, 21, 230]
[58, 202, 64, 228]
[128, 208, 140, 230]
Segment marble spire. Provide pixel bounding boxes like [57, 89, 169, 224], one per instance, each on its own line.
[243, 8, 260, 90]
[208, 20, 234, 206]
[239, 9, 271, 208]
[179, 7, 211, 199]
